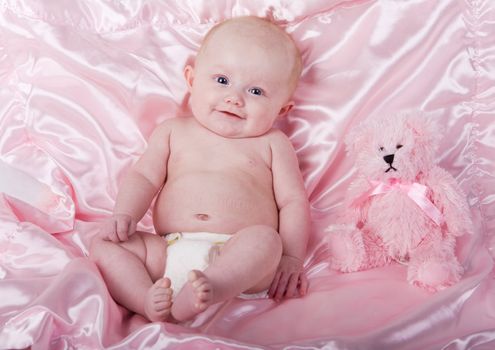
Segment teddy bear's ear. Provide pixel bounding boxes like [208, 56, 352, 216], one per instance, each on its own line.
[344, 121, 373, 155]
[404, 111, 441, 152]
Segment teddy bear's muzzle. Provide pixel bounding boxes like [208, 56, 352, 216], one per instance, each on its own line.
[383, 154, 398, 172]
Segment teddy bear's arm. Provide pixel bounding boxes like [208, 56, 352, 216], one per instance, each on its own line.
[340, 177, 371, 226]
[424, 167, 473, 236]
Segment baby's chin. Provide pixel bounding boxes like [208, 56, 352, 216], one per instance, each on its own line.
[200, 118, 268, 138]
[201, 120, 249, 138]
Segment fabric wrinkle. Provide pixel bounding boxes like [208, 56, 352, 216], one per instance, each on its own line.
[0, 1, 494, 349]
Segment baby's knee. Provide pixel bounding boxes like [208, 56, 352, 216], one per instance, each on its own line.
[88, 235, 123, 263]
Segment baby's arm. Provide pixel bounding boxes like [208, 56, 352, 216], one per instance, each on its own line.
[267, 131, 311, 301]
[100, 122, 172, 242]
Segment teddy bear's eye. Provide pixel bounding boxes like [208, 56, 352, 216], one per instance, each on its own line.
[379, 146, 385, 152]
[396, 144, 403, 149]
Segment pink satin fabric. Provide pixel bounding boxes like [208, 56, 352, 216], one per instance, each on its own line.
[1, 1, 495, 349]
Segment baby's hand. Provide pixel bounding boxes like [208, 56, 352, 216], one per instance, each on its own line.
[98, 214, 137, 242]
[268, 255, 308, 301]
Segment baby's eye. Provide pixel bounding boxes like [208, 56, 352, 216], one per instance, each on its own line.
[396, 144, 403, 149]
[248, 87, 264, 96]
[215, 76, 229, 85]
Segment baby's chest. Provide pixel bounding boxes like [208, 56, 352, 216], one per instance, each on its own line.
[170, 138, 270, 172]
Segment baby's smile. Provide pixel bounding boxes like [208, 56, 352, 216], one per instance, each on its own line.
[216, 109, 245, 120]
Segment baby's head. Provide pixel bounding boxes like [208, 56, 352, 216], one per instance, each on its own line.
[185, 16, 302, 138]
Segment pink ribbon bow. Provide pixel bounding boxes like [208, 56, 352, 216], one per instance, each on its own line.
[351, 179, 444, 226]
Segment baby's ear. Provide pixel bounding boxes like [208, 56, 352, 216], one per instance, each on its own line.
[345, 120, 373, 156]
[184, 65, 194, 92]
[278, 101, 295, 117]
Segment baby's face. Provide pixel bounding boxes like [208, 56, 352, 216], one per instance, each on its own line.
[185, 25, 296, 138]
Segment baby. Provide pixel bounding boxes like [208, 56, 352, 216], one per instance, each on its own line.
[90, 16, 310, 323]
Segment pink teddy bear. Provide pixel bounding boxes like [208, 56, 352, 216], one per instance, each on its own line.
[327, 112, 473, 291]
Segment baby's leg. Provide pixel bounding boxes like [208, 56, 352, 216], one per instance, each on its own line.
[89, 232, 172, 321]
[171, 225, 282, 321]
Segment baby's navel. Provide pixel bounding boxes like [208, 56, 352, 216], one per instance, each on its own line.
[195, 213, 210, 221]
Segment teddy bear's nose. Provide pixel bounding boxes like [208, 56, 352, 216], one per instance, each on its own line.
[383, 154, 395, 164]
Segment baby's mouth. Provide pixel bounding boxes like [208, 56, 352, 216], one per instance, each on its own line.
[217, 110, 243, 119]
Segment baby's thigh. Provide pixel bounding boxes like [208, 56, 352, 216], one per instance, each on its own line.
[226, 225, 281, 252]
[219, 225, 282, 292]
[122, 232, 168, 281]
[217, 225, 282, 270]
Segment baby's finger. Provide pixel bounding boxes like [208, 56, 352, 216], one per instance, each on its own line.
[115, 218, 129, 241]
[298, 274, 309, 296]
[107, 221, 120, 242]
[268, 271, 282, 298]
[109, 230, 120, 242]
[274, 273, 290, 301]
[128, 219, 137, 236]
[285, 273, 299, 298]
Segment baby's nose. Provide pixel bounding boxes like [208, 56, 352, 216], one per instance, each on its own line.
[224, 93, 244, 107]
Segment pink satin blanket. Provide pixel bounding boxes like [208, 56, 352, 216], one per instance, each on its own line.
[1, 1, 495, 349]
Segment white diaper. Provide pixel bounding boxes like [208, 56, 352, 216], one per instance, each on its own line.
[163, 232, 231, 297]
[163, 232, 268, 300]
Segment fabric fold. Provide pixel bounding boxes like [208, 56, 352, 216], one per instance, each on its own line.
[1, 0, 494, 349]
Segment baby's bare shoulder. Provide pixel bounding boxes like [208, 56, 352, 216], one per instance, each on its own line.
[149, 117, 193, 139]
[265, 129, 294, 151]
[154, 116, 191, 130]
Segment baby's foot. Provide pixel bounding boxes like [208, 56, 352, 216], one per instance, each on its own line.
[171, 270, 213, 322]
[144, 277, 173, 322]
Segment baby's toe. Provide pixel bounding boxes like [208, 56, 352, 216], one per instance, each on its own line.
[152, 292, 170, 304]
[155, 300, 172, 311]
[194, 279, 210, 291]
[155, 277, 171, 288]
[188, 270, 201, 282]
[197, 288, 212, 299]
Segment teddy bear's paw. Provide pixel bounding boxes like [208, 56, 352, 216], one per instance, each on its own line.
[326, 225, 366, 272]
[408, 259, 463, 292]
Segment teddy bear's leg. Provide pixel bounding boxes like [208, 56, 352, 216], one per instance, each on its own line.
[362, 232, 391, 269]
[407, 236, 463, 292]
[326, 224, 366, 272]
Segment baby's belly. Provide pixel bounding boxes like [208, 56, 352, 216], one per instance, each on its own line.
[152, 171, 278, 234]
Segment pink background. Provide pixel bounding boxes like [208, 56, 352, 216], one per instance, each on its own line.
[1, 1, 494, 349]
